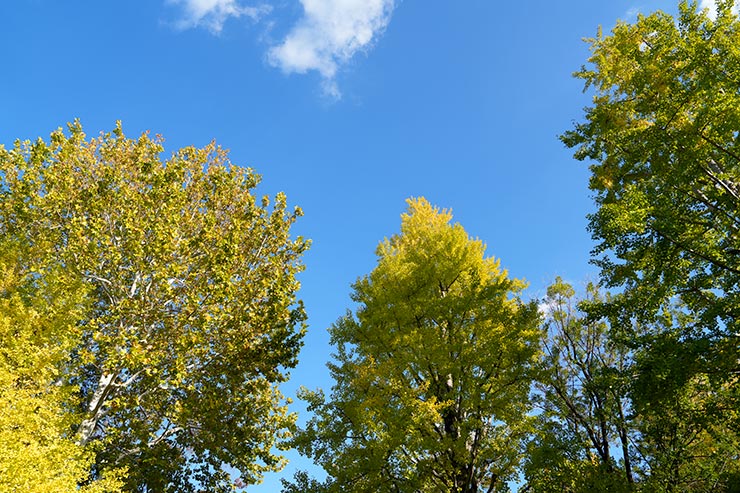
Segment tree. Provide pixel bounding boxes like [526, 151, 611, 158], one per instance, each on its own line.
[0, 122, 308, 491]
[526, 280, 740, 492]
[562, 0, 740, 376]
[0, 241, 123, 492]
[629, 307, 740, 492]
[286, 198, 541, 493]
[524, 278, 635, 492]
[562, 0, 740, 463]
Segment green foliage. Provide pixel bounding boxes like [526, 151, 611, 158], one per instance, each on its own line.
[563, 2, 740, 489]
[0, 122, 308, 491]
[562, 0, 740, 347]
[287, 198, 541, 493]
[526, 279, 740, 492]
[281, 471, 331, 493]
[524, 278, 635, 492]
[0, 241, 124, 492]
[630, 309, 740, 492]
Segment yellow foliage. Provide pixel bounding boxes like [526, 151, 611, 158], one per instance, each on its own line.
[0, 245, 124, 492]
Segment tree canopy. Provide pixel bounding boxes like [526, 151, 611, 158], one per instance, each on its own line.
[527, 278, 740, 492]
[5, 2, 740, 491]
[0, 122, 308, 491]
[525, 278, 635, 492]
[0, 241, 124, 493]
[562, 1, 740, 490]
[562, 0, 740, 355]
[286, 198, 541, 493]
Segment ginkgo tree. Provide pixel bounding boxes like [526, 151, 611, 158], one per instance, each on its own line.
[285, 198, 541, 493]
[0, 122, 308, 492]
[0, 240, 124, 493]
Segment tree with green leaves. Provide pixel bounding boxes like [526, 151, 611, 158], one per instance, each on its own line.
[285, 198, 541, 493]
[561, 0, 740, 382]
[562, 1, 740, 488]
[524, 278, 636, 493]
[629, 307, 740, 492]
[0, 122, 308, 491]
[526, 279, 740, 492]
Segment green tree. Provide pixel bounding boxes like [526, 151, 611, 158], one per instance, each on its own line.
[0, 241, 123, 492]
[525, 280, 740, 493]
[286, 198, 541, 493]
[524, 279, 635, 492]
[562, 2, 740, 488]
[561, 0, 740, 383]
[629, 308, 740, 492]
[0, 122, 308, 491]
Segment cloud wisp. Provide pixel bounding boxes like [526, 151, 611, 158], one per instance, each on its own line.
[267, 0, 396, 99]
[167, 0, 270, 34]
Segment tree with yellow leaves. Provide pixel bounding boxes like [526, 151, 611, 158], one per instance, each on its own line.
[0, 122, 308, 491]
[0, 241, 123, 492]
[285, 198, 540, 493]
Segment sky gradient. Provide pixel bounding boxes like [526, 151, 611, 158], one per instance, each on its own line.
[1, 0, 727, 490]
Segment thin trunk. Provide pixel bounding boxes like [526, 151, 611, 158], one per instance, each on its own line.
[615, 400, 634, 485]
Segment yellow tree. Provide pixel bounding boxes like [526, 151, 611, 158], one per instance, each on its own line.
[286, 198, 541, 493]
[0, 242, 123, 492]
[0, 122, 308, 491]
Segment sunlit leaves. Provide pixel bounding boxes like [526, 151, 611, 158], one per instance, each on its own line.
[0, 121, 308, 491]
[563, 1, 740, 329]
[563, 1, 740, 489]
[287, 198, 540, 493]
[0, 242, 124, 492]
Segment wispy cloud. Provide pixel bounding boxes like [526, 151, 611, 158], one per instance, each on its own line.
[267, 0, 396, 99]
[624, 7, 641, 21]
[699, 0, 739, 19]
[167, 0, 270, 34]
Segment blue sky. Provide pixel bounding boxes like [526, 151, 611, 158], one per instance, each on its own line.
[1, 0, 723, 490]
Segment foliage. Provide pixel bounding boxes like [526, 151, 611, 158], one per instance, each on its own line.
[561, 0, 740, 372]
[286, 198, 541, 493]
[524, 278, 635, 492]
[281, 471, 330, 493]
[0, 241, 123, 492]
[0, 122, 308, 491]
[562, 2, 740, 489]
[630, 309, 740, 492]
[525, 279, 740, 492]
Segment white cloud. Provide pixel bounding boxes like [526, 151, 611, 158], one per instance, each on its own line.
[699, 0, 740, 19]
[168, 0, 270, 34]
[537, 301, 556, 317]
[624, 7, 641, 21]
[267, 0, 396, 99]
